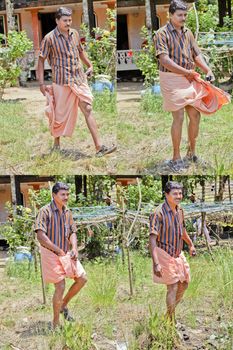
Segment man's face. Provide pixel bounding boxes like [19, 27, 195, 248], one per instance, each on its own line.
[166, 188, 183, 206]
[170, 10, 188, 28]
[56, 15, 72, 32]
[53, 190, 69, 206]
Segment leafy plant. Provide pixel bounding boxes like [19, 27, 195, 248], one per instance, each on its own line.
[134, 26, 158, 87]
[80, 9, 116, 80]
[0, 30, 33, 98]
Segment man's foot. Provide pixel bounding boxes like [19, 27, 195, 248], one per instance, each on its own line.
[96, 144, 117, 157]
[51, 144, 61, 152]
[165, 159, 186, 173]
[60, 306, 75, 322]
[183, 154, 208, 168]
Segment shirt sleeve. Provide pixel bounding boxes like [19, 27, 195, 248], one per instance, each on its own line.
[189, 30, 201, 58]
[149, 211, 162, 236]
[74, 31, 84, 53]
[34, 208, 48, 234]
[39, 35, 51, 60]
[154, 30, 169, 57]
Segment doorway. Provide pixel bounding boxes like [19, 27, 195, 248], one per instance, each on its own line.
[117, 14, 129, 50]
[40, 12, 56, 38]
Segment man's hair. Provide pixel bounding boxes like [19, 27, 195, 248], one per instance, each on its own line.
[164, 181, 183, 194]
[169, 0, 188, 14]
[55, 7, 72, 20]
[52, 182, 69, 194]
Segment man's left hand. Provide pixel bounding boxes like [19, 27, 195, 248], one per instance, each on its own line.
[206, 70, 215, 82]
[70, 248, 78, 260]
[86, 66, 93, 78]
[189, 245, 196, 257]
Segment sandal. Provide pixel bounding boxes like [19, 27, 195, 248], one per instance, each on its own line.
[60, 307, 75, 322]
[165, 159, 186, 173]
[96, 144, 117, 157]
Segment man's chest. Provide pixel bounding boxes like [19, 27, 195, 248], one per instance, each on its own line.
[50, 36, 79, 59]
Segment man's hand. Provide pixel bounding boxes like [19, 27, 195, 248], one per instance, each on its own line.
[70, 248, 78, 260]
[205, 70, 215, 82]
[39, 84, 49, 96]
[57, 249, 66, 257]
[185, 70, 199, 83]
[153, 262, 163, 277]
[86, 66, 93, 78]
[189, 245, 196, 257]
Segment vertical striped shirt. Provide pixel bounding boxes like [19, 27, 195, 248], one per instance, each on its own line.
[35, 200, 77, 253]
[149, 200, 185, 257]
[154, 21, 201, 72]
[39, 26, 87, 86]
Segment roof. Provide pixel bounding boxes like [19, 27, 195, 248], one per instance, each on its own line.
[117, 0, 195, 7]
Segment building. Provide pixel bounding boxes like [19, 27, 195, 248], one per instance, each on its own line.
[0, 0, 115, 71]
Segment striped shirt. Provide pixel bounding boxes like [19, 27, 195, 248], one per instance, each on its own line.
[35, 200, 77, 253]
[39, 26, 87, 86]
[149, 200, 185, 257]
[154, 21, 201, 72]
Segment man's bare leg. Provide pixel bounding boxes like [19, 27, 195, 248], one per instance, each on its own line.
[185, 105, 201, 157]
[53, 279, 65, 327]
[79, 101, 102, 151]
[175, 281, 188, 307]
[166, 282, 178, 322]
[61, 274, 87, 310]
[53, 137, 60, 148]
[171, 109, 184, 160]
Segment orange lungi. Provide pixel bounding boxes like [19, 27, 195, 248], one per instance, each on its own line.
[159, 72, 231, 114]
[45, 82, 93, 137]
[153, 247, 190, 285]
[40, 246, 86, 284]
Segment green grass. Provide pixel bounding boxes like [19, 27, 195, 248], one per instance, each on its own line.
[1, 249, 233, 349]
[117, 92, 233, 174]
[0, 91, 116, 175]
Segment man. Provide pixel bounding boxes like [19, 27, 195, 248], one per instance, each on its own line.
[154, 0, 230, 172]
[35, 182, 87, 328]
[37, 7, 116, 157]
[149, 181, 196, 322]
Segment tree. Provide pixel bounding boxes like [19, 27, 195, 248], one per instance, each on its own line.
[5, 0, 15, 32]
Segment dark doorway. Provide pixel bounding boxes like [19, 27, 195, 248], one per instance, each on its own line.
[40, 12, 56, 38]
[117, 15, 129, 50]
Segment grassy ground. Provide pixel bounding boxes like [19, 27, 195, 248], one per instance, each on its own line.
[1, 247, 233, 350]
[117, 90, 233, 175]
[0, 89, 117, 175]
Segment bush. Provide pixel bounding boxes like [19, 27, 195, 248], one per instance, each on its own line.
[0, 30, 33, 97]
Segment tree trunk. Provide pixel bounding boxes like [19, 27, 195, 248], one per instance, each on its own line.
[5, 0, 15, 32]
[82, 0, 95, 37]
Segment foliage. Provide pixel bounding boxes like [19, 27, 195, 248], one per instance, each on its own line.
[124, 177, 162, 210]
[0, 31, 32, 96]
[134, 26, 158, 87]
[140, 92, 163, 113]
[93, 90, 116, 114]
[1, 202, 34, 252]
[80, 9, 116, 80]
[84, 228, 106, 259]
[186, 1, 219, 33]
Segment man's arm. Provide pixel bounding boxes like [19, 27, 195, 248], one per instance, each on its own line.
[194, 54, 215, 81]
[37, 56, 49, 96]
[79, 50, 93, 76]
[182, 229, 196, 256]
[69, 232, 78, 260]
[159, 54, 198, 81]
[149, 234, 163, 277]
[36, 230, 65, 256]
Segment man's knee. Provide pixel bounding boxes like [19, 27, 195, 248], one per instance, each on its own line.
[76, 274, 87, 285]
[182, 281, 189, 290]
[167, 283, 178, 296]
[172, 111, 184, 124]
[55, 279, 65, 296]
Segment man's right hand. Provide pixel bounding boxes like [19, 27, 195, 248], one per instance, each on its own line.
[185, 70, 199, 83]
[153, 262, 163, 278]
[40, 84, 49, 96]
[57, 249, 66, 256]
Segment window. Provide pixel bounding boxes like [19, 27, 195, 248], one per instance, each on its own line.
[0, 15, 6, 35]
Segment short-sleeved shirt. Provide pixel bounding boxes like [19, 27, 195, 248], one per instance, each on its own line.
[39, 27, 87, 87]
[35, 200, 77, 253]
[149, 199, 186, 257]
[154, 21, 201, 72]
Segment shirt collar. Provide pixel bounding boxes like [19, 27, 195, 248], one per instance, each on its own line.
[51, 199, 68, 213]
[55, 26, 74, 37]
[167, 20, 188, 34]
[164, 198, 179, 213]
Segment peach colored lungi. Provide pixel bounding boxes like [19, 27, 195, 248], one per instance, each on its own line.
[40, 246, 86, 284]
[45, 82, 93, 137]
[159, 71, 231, 114]
[153, 247, 190, 285]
